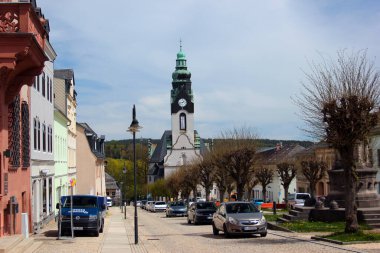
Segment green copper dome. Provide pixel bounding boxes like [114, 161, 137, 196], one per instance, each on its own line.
[177, 49, 186, 60]
[172, 42, 191, 83]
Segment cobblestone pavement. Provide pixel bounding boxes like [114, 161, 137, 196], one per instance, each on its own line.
[31, 206, 380, 253]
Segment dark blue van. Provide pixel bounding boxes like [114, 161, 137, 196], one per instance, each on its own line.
[57, 195, 106, 236]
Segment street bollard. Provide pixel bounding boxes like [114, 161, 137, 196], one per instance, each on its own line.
[124, 202, 126, 219]
[273, 201, 277, 215]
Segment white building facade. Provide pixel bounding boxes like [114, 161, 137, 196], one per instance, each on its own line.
[30, 40, 57, 232]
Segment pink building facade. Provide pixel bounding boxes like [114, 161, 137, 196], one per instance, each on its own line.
[0, 1, 47, 236]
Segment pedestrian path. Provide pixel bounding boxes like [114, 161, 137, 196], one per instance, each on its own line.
[100, 206, 148, 253]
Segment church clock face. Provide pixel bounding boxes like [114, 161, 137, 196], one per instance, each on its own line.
[178, 98, 187, 107]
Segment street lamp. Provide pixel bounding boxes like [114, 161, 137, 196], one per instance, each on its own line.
[122, 162, 127, 205]
[127, 105, 142, 244]
[119, 181, 124, 210]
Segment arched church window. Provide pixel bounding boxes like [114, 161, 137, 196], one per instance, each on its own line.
[180, 113, 186, 130]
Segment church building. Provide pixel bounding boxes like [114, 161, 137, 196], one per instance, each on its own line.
[148, 46, 202, 183]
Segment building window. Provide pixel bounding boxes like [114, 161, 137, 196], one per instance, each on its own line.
[47, 126, 50, 153]
[48, 126, 53, 153]
[46, 76, 50, 101]
[42, 123, 46, 152]
[21, 102, 30, 168]
[180, 113, 186, 130]
[33, 118, 37, 150]
[36, 76, 40, 92]
[37, 120, 41, 151]
[50, 79, 53, 103]
[8, 95, 20, 168]
[42, 72, 45, 97]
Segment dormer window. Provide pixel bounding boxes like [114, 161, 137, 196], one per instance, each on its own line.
[180, 113, 186, 130]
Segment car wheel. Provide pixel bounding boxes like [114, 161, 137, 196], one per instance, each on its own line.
[187, 217, 191, 224]
[223, 224, 230, 238]
[212, 223, 219, 235]
[260, 232, 267, 237]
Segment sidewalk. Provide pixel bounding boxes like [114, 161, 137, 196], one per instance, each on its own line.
[100, 206, 148, 253]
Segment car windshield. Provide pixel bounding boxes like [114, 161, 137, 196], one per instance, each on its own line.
[226, 203, 258, 214]
[155, 202, 165, 205]
[171, 202, 185, 207]
[296, 194, 310, 200]
[196, 202, 216, 209]
[62, 196, 97, 208]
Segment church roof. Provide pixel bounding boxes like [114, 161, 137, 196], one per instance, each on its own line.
[150, 130, 171, 163]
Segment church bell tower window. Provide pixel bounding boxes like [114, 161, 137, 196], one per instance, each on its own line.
[180, 113, 186, 130]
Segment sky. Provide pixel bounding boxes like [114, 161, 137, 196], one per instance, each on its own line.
[37, 0, 380, 141]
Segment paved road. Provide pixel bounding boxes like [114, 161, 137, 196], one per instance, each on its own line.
[31, 206, 380, 253]
[131, 207, 378, 253]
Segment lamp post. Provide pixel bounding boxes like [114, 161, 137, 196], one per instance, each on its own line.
[119, 181, 124, 210]
[122, 162, 127, 205]
[127, 105, 142, 244]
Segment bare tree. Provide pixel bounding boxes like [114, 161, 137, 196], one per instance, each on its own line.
[300, 160, 327, 198]
[165, 171, 181, 200]
[296, 50, 380, 232]
[213, 127, 258, 201]
[255, 167, 274, 202]
[277, 162, 297, 204]
[176, 164, 199, 201]
[193, 154, 215, 201]
[245, 176, 259, 201]
[211, 152, 234, 202]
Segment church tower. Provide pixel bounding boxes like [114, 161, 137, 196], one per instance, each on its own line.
[163, 44, 201, 177]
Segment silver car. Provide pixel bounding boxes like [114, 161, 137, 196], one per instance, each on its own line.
[212, 201, 267, 238]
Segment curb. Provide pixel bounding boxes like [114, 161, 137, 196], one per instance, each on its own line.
[267, 222, 294, 233]
[311, 236, 377, 245]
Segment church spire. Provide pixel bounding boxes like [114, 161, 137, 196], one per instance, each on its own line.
[172, 42, 191, 84]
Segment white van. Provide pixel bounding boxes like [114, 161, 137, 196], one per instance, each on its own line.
[106, 196, 112, 207]
[288, 193, 311, 208]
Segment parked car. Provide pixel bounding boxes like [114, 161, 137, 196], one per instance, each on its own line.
[187, 201, 217, 224]
[140, 200, 147, 209]
[106, 196, 112, 207]
[136, 200, 142, 207]
[146, 201, 155, 211]
[152, 201, 167, 212]
[251, 199, 264, 207]
[166, 201, 187, 217]
[288, 193, 311, 208]
[57, 195, 105, 237]
[212, 201, 267, 238]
